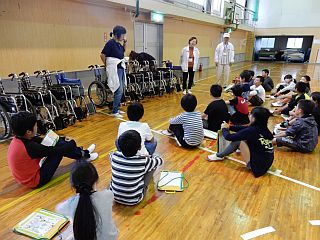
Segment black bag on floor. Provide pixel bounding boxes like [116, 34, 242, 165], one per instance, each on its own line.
[249, 95, 264, 106]
[74, 107, 84, 120]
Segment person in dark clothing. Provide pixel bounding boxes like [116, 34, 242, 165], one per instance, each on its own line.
[7, 112, 98, 188]
[274, 82, 310, 115]
[261, 69, 274, 92]
[311, 92, 320, 134]
[202, 84, 230, 132]
[226, 84, 250, 125]
[274, 100, 318, 152]
[207, 107, 274, 178]
[129, 50, 156, 64]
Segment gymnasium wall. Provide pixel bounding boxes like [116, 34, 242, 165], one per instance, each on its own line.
[255, 28, 320, 63]
[163, 18, 248, 66]
[0, 0, 250, 75]
[255, 0, 320, 63]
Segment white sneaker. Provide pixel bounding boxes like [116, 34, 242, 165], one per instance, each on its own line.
[118, 110, 125, 114]
[236, 149, 241, 153]
[111, 113, 123, 118]
[87, 152, 99, 162]
[271, 101, 283, 107]
[183, 90, 187, 95]
[175, 137, 182, 147]
[207, 153, 224, 161]
[187, 90, 192, 94]
[161, 129, 174, 136]
[87, 144, 96, 154]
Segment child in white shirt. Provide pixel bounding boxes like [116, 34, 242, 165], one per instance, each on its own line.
[117, 102, 156, 156]
[249, 76, 265, 106]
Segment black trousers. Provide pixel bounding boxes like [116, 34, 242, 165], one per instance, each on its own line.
[169, 124, 195, 148]
[182, 68, 195, 90]
[37, 140, 89, 188]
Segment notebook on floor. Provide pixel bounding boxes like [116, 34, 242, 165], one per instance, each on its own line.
[157, 171, 184, 192]
[13, 208, 69, 240]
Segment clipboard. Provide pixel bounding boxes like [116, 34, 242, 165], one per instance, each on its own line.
[13, 208, 69, 240]
[157, 171, 188, 193]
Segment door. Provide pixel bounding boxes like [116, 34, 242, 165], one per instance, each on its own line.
[134, 22, 163, 64]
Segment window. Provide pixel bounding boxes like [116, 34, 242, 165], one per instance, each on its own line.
[236, 0, 246, 7]
[212, 0, 223, 12]
[189, 0, 205, 6]
[286, 38, 303, 49]
[261, 38, 275, 48]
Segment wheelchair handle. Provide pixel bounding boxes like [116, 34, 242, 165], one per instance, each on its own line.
[34, 70, 41, 77]
[19, 72, 26, 77]
[88, 65, 94, 70]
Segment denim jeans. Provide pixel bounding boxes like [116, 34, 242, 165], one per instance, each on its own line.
[112, 68, 125, 114]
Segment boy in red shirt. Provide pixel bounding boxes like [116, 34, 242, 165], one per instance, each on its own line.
[7, 112, 98, 188]
[226, 84, 250, 125]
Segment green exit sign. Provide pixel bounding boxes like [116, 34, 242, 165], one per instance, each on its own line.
[151, 12, 164, 23]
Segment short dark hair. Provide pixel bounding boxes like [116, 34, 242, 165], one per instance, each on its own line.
[181, 94, 197, 112]
[262, 69, 269, 75]
[231, 84, 243, 97]
[284, 74, 293, 80]
[240, 70, 251, 82]
[255, 76, 264, 83]
[302, 75, 311, 82]
[129, 50, 138, 61]
[295, 81, 307, 93]
[118, 130, 141, 157]
[111, 25, 126, 38]
[248, 70, 255, 77]
[210, 84, 222, 97]
[311, 92, 320, 106]
[250, 107, 272, 128]
[11, 111, 37, 136]
[127, 102, 144, 121]
[297, 99, 315, 115]
[188, 37, 197, 44]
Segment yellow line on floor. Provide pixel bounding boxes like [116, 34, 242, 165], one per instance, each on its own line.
[0, 148, 116, 215]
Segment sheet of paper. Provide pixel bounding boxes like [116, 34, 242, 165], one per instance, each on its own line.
[203, 129, 218, 139]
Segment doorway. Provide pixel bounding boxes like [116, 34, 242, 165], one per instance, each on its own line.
[134, 22, 163, 64]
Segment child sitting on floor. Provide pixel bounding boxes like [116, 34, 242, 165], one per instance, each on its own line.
[116, 102, 156, 156]
[202, 84, 230, 132]
[7, 112, 98, 189]
[274, 74, 296, 96]
[109, 130, 163, 205]
[311, 92, 320, 134]
[248, 76, 266, 106]
[262, 69, 274, 92]
[162, 94, 204, 148]
[56, 161, 118, 240]
[273, 100, 318, 153]
[274, 82, 310, 115]
[207, 107, 274, 178]
[226, 84, 250, 125]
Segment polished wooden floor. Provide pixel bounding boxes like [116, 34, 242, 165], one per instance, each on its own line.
[0, 62, 319, 239]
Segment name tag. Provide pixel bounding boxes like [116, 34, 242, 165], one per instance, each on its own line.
[222, 52, 227, 56]
[188, 58, 193, 62]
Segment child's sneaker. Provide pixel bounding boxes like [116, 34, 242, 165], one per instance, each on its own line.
[161, 129, 174, 136]
[118, 110, 125, 114]
[187, 90, 192, 94]
[87, 152, 99, 162]
[207, 154, 224, 161]
[174, 137, 182, 147]
[111, 113, 123, 118]
[87, 144, 96, 154]
[183, 90, 187, 95]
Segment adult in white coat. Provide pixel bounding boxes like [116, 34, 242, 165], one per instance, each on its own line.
[100, 26, 127, 118]
[180, 37, 200, 94]
[215, 33, 234, 87]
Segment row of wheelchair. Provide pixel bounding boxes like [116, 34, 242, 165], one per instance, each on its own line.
[87, 60, 182, 107]
[0, 60, 182, 140]
[0, 70, 96, 140]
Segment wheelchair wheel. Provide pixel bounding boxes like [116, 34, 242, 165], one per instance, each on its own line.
[0, 104, 11, 140]
[88, 81, 106, 107]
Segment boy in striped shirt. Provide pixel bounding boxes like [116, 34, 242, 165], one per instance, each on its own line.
[162, 94, 204, 148]
[109, 130, 163, 205]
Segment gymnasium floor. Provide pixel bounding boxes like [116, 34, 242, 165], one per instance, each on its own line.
[0, 62, 319, 239]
